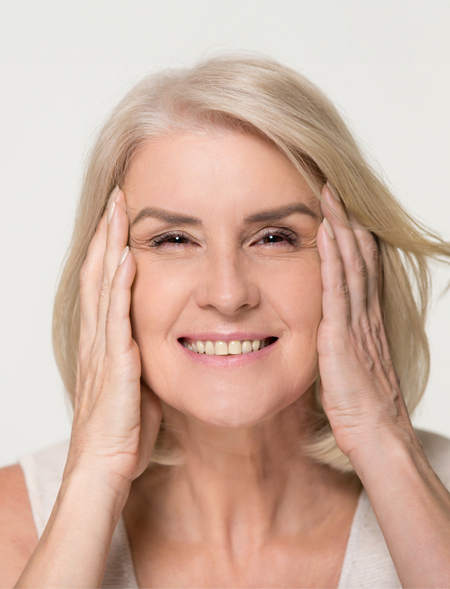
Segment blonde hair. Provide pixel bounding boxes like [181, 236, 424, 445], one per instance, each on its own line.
[53, 54, 450, 472]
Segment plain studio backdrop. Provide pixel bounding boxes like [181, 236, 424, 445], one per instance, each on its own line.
[0, 0, 449, 468]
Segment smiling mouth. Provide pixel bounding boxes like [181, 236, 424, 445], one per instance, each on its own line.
[178, 337, 278, 356]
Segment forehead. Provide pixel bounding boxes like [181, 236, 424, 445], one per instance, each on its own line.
[123, 131, 320, 220]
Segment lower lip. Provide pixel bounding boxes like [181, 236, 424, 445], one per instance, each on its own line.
[177, 339, 278, 366]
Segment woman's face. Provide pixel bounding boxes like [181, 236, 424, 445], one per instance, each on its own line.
[124, 130, 323, 428]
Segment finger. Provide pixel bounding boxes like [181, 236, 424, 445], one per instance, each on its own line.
[316, 217, 350, 341]
[79, 186, 122, 349]
[321, 184, 368, 324]
[78, 210, 108, 350]
[95, 189, 129, 345]
[347, 211, 381, 320]
[104, 245, 137, 358]
[348, 214, 395, 372]
[75, 244, 135, 418]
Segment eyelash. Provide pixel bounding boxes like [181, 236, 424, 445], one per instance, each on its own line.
[148, 228, 299, 248]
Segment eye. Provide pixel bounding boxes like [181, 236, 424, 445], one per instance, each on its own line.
[149, 231, 194, 248]
[148, 228, 299, 249]
[255, 228, 299, 247]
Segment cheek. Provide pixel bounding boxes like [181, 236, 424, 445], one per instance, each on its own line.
[129, 252, 323, 426]
[266, 254, 323, 393]
[266, 254, 323, 331]
[130, 258, 187, 345]
[130, 253, 323, 345]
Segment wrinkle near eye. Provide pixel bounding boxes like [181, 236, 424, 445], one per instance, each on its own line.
[129, 219, 320, 253]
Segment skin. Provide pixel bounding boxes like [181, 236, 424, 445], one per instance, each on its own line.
[121, 131, 361, 586]
[126, 131, 323, 428]
[5, 128, 450, 588]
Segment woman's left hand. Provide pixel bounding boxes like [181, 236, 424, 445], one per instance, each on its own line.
[317, 183, 450, 588]
[316, 182, 417, 465]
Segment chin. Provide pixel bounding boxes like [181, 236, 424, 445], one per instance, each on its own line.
[193, 404, 274, 430]
[162, 384, 307, 431]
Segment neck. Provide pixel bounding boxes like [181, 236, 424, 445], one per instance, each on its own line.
[126, 390, 361, 556]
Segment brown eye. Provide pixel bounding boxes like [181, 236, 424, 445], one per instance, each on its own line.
[261, 234, 286, 244]
[149, 231, 192, 248]
[255, 228, 298, 247]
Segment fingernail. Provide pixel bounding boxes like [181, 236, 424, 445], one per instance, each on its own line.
[118, 246, 129, 266]
[323, 218, 335, 239]
[107, 185, 120, 225]
[326, 181, 341, 203]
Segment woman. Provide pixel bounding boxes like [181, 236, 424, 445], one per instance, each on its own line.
[2, 55, 450, 588]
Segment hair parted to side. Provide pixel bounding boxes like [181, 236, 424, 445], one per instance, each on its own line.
[53, 54, 450, 472]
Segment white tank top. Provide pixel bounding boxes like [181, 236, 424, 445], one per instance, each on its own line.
[18, 429, 450, 588]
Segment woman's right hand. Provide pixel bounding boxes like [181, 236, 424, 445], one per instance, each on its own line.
[64, 187, 162, 495]
[14, 187, 161, 588]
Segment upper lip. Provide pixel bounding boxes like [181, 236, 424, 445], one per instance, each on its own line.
[178, 333, 278, 342]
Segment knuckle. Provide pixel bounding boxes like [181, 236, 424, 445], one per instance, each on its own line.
[98, 279, 111, 301]
[371, 316, 385, 337]
[335, 279, 349, 300]
[368, 309, 384, 331]
[349, 331, 375, 369]
[365, 239, 380, 266]
[105, 307, 120, 328]
[370, 321, 381, 342]
[323, 277, 349, 301]
[353, 254, 367, 278]
[356, 314, 372, 338]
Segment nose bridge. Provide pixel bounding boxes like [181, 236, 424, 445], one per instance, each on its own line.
[197, 242, 259, 314]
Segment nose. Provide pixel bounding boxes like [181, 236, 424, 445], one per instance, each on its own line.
[195, 248, 261, 316]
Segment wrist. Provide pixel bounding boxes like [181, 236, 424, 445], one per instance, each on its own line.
[61, 461, 132, 518]
[16, 462, 132, 588]
[347, 425, 425, 483]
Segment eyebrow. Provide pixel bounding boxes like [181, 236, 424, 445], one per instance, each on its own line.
[130, 202, 318, 228]
[245, 202, 318, 223]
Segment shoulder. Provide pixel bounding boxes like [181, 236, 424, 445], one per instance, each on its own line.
[0, 464, 38, 587]
[416, 428, 450, 486]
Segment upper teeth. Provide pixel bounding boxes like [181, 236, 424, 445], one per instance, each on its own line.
[182, 338, 272, 355]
